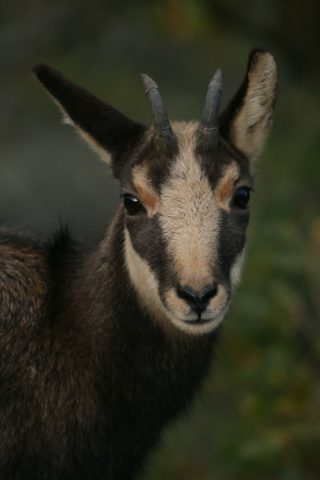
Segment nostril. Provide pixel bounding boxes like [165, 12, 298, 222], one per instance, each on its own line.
[200, 284, 218, 304]
[176, 285, 198, 305]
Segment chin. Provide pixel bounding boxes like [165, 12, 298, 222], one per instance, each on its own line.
[167, 308, 228, 335]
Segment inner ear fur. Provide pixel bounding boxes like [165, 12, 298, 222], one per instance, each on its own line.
[33, 64, 147, 173]
[220, 49, 278, 162]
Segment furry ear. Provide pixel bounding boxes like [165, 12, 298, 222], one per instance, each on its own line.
[220, 49, 278, 161]
[33, 64, 146, 171]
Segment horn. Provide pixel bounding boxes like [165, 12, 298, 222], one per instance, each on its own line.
[141, 73, 173, 138]
[201, 69, 223, 144]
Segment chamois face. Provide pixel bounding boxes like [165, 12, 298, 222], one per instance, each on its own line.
[121, 122, 251, 334]
[34, 49, 277, 335]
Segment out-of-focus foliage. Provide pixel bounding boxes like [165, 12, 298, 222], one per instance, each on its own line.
[0, 1, 319, 479]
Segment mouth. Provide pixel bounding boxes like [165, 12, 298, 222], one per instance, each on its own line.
[167, 312, 225, 335]
[186, 305, 219, 324]
[184, 316, 213, 325]
[166, 308, 227, 334]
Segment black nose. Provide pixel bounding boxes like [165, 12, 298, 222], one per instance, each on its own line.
[176, 284, 218, 319]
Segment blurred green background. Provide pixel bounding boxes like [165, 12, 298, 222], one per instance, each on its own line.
[0, 1, 319, 479]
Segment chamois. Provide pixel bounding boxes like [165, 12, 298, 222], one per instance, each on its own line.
[0, 49, 277, 479]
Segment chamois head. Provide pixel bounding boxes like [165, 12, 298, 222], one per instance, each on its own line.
[34, 49, 277, 335]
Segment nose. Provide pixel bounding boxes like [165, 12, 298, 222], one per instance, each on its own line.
[176, 284, 218, 320]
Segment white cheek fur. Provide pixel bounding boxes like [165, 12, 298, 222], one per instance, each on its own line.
[230, 250, 246, 290]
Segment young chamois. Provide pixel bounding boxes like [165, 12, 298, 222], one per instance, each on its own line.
[0, 49, 277, 479]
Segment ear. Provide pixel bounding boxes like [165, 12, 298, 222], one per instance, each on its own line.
[33, 64, 147, 174]
[220, 49, 278, 161]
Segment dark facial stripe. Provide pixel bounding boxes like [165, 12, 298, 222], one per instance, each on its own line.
[125, 213, 175, 295]
[217, 209, 248, 285]
[196, 137, 251, 191]
[120, 131, 178, 195]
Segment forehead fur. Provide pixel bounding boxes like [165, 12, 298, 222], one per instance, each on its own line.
[129, 121, 202, 213]
[130, 120, 243, 217]
[131, 119, 243, 186]
[171, 120, 200, 153]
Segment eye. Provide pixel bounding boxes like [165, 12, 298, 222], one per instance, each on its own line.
[122, 194, 145, 216]
[232, 187, 251, 209]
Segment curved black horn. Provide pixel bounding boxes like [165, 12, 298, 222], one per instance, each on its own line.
[201, 69, 223, 138]
[141, 74, 173, 137]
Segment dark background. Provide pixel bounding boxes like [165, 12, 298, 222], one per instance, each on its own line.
[0, 1, 319, 479]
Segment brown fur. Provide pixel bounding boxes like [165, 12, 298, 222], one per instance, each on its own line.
[215, 162, 240, 208]
[132, 165, 160, 216]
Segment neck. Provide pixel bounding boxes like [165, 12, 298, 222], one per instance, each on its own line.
[44, 207, 220, 477]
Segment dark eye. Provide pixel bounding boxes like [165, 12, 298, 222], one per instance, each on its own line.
[232, 187, 251, 209]
[123, 194, 145, 216]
